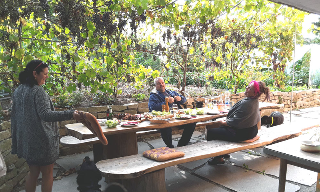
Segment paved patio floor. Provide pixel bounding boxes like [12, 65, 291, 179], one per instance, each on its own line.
[18, 107, 320, 192]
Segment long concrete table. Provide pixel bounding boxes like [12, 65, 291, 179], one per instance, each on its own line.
[263, 134, 320, 192]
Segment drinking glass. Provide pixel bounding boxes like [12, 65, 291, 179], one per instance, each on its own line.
[171, 104, 178, 116]
[205, 98, 209, 108]
[172, 104, 178, 110]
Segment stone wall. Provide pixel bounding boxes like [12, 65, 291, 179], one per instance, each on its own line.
[1, 89, 320, 191]
[230, 89, 320, 116]
[0, 121, 29, 192]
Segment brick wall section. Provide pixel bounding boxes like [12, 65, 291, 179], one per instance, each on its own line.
[1, 90, 320, 190]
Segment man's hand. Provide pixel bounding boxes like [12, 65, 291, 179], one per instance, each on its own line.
[174, 96, 181, 102]
[168, 97, 175, 103]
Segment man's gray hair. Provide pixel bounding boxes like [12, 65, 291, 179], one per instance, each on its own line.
[154, 77, 164, 85]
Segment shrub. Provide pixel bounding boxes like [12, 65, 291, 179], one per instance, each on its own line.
[92, 92, 113, 105]
[311, 69, 320, 88]
[132, 93, 147, 101]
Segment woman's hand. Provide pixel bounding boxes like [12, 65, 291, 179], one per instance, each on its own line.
[73, 110, 85, 123]
[218, 120, 228, 127]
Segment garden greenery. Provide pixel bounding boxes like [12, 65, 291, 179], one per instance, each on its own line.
[0, 0, 308, 102]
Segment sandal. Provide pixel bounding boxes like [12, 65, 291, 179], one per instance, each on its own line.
[208, 157, 225, 165]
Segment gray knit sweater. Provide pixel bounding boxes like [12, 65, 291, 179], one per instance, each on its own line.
[226, 97, 260, 129]
[11, 84, 74, 165]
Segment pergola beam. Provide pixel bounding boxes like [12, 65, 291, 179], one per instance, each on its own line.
[268, 0, 320, 15]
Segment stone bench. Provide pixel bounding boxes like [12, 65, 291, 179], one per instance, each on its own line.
[60, 130, 160, 146]
[95, 120, 319, 192]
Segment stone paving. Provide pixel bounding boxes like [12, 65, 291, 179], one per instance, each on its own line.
[18, 107, 320, 192]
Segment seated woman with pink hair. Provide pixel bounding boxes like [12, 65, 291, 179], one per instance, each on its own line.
[206, 80, 270, 165]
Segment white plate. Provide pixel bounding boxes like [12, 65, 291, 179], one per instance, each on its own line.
[207, 111, 220, 115]
[300, 140, 320, 153]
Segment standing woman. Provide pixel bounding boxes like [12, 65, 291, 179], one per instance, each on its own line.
[206, 80, 270, 165]
[11, 60, 81, 192]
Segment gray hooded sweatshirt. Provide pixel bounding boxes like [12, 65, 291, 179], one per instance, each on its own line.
[226, 97, 260, 129]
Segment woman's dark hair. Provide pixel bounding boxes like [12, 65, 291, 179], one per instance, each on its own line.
[256, 81, 270, 101]
[18, 60, 48, 86]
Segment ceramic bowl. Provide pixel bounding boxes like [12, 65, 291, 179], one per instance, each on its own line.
[300, 140, 320, 153]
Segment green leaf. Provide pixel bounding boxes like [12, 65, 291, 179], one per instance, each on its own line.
[67, 83, 77, 92]
[137, 7, 144, 15]
[174, 23, 179, 31]
[141, 0, 148, 9]
[159, 0, 166, 6]
[15, 49, 24, 59]
[73, 55, 81, 62]
[80, 32, 87, 38]
[9, 35, 19, 42]
[46, 82, 53, 88]
[106, 57, 114, 65]
[85, 41, 94, 48]
[87, 21, 96, 32]
[86, 69, 96, 78]
[111, 42, 118, 49]
[65, 28, 70, 34]
[77, 74, 87, 82]
[88, 30, 93, 37]
[122, 45, 127, 52]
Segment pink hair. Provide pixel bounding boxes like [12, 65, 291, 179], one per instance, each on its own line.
[250, 80, 260, 95]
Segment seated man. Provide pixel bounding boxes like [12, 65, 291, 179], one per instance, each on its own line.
[148, 77, 196, 148]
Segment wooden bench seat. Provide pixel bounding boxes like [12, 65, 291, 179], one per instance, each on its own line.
[95, 120, 319, 192]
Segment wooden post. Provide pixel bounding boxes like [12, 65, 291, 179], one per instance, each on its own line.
[93, 132, 138, 163]
[278, 159, 288, 192]
[119, 169, 166, 192]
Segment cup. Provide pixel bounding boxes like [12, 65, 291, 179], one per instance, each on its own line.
[171, 104, 177, 115]
[217, 104, 224, 112]
[190, 109, 197, 116]
[172, 104, 178, 110]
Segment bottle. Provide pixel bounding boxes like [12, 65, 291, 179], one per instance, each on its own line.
[217, 94, 223, 112]
[106, 106, 110, 119]
[108, 106, 113, 120]
[165, 97, 169, 112]
[225, 90, 231, 110]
